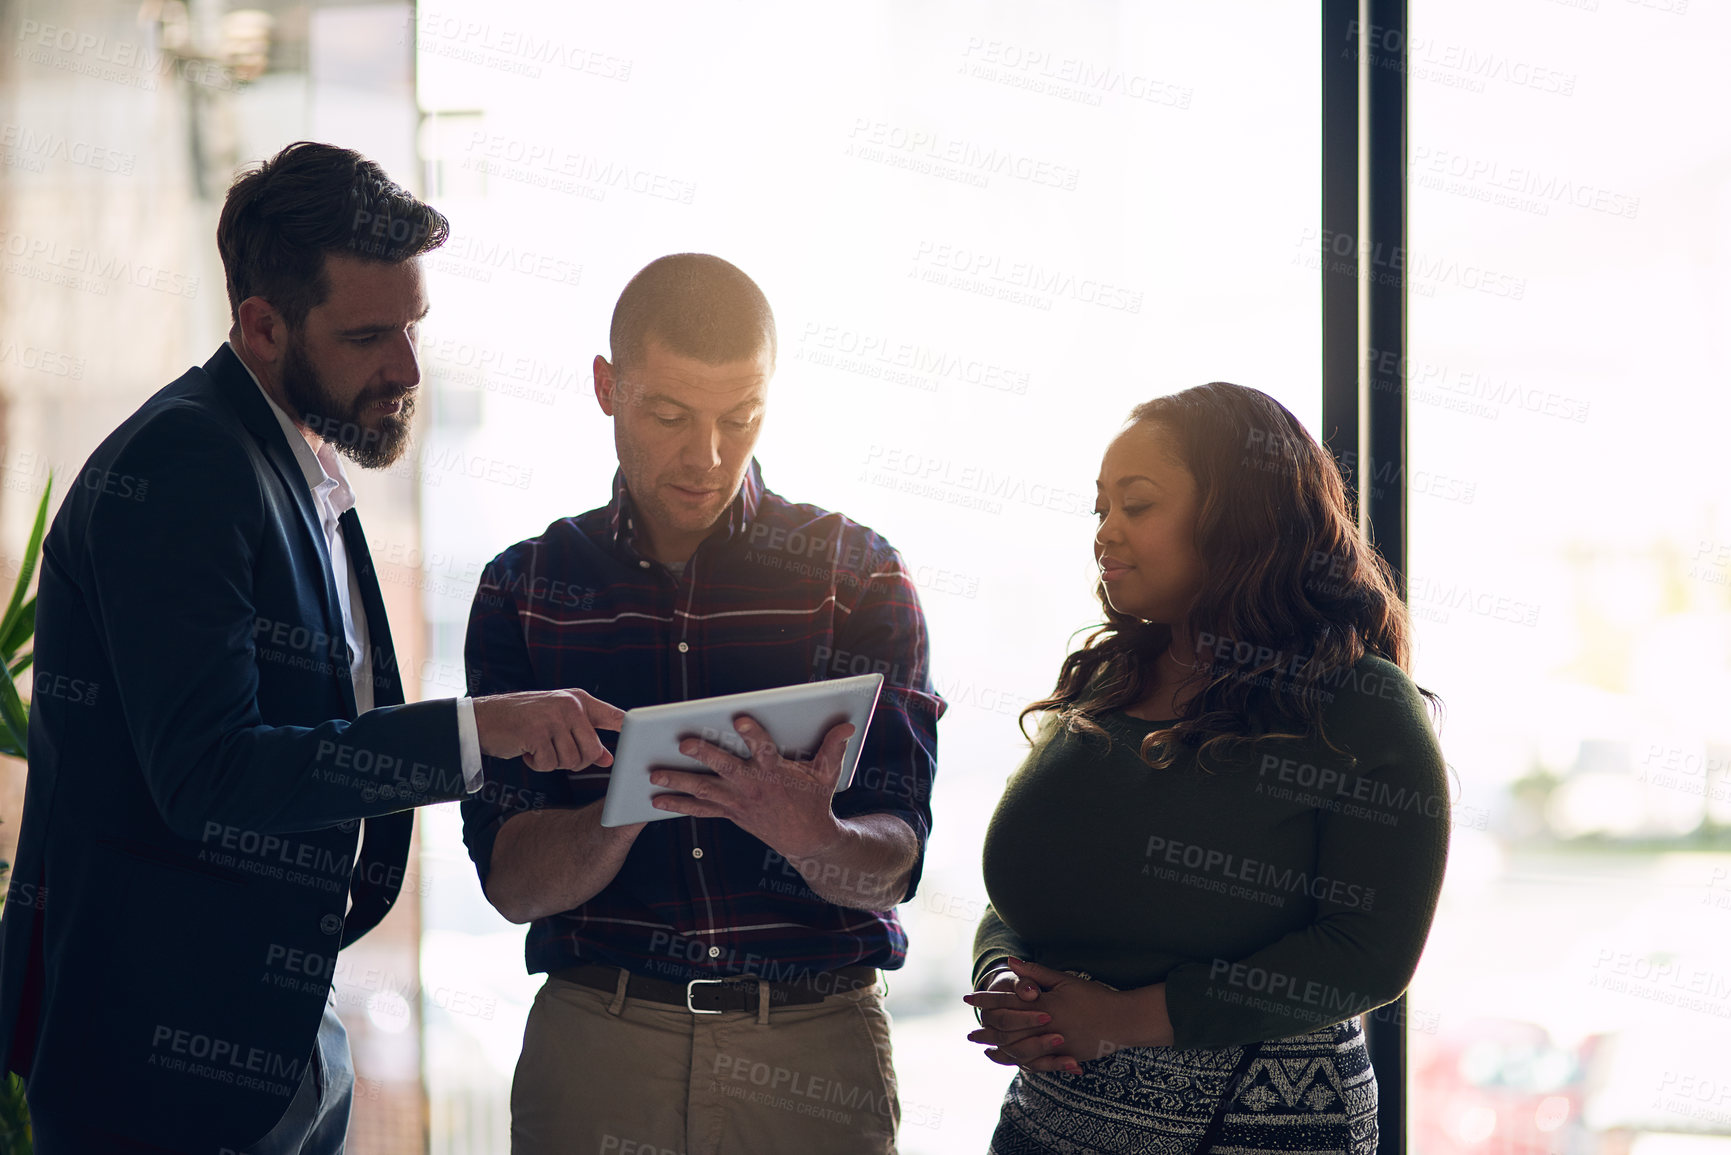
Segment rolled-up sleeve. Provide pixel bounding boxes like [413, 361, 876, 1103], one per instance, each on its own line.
[827, 552, 944, 904]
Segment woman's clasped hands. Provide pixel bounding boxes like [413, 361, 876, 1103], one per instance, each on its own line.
[962, 957, 1174, 1074]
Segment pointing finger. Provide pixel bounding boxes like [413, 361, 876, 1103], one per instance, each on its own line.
[578, 692, 626, 731]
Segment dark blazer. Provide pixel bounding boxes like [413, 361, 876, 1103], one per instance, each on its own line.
[0, 343, 471, 1151]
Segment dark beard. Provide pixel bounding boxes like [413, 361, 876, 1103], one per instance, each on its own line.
[280, 334, 415, 468]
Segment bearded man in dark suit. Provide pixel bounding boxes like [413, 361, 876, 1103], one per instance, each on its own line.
[0, 141, 619, 1154]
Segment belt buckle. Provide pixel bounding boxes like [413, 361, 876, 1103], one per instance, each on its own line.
[685, 977, 733, 1015]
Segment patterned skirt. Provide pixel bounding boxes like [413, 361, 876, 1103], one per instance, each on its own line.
[988, 1017, 1377, 1154]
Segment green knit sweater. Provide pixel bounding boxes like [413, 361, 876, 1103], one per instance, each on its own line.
[972, 655, 1449, 1049]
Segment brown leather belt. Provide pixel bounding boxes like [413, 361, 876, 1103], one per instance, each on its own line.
[553, 963, 879, 1014]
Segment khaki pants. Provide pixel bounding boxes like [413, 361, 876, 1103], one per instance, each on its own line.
[510, 971, 900, 1155]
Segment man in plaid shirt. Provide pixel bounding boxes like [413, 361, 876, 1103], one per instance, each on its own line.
[461, 253, 943, 1154]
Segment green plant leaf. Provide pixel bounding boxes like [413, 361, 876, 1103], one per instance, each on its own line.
[6, 652, 31, 679]
[0, 477, 51, 655]
[0, 597, 33, 663]
[0, 673, 27, 757]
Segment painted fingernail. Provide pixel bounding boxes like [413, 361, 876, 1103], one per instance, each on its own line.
[1036, 1014, 1051, 1025]
[1047, 1035, 1063, 1046]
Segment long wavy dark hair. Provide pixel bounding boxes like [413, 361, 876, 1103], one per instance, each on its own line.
[1020, 381, 1427, 770]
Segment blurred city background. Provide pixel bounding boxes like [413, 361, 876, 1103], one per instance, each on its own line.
[1, 0, 1727, 1151]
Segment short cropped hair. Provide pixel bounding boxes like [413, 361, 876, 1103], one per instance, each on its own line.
[217, 140, 449, 329]
[608, 253, 777, 371]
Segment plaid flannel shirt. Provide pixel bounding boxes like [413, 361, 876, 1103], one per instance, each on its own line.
[461, 458, 943, 983]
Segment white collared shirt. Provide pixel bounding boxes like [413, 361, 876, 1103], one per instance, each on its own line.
[227, 340, 482, 792]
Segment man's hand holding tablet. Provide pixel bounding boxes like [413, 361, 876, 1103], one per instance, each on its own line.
[598, 674, 883, 829]
[652, 714, 859, 860]
[582, 674, 911, 911]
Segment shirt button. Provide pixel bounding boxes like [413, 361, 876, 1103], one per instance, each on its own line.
[677, 642, 689, 653]
[638, 559, 651, 569]
[708, 946, 721, 958]
[691, 847, 704, 859]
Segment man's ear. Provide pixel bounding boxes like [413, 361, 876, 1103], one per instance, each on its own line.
[594, 354, 617, 416]
[235, 297, 290, 366]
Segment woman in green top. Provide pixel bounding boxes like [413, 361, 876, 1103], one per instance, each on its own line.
[963, 382, 1449, 1154]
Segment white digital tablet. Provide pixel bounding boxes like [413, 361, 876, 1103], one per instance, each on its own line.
[598, 673, 886, 827]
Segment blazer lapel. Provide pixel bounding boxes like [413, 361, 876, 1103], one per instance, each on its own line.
[336, 507, 415, 946]
[203, 345, 412, 945]
[337, 509, 404, 709]
[203, 345, 358, 719]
